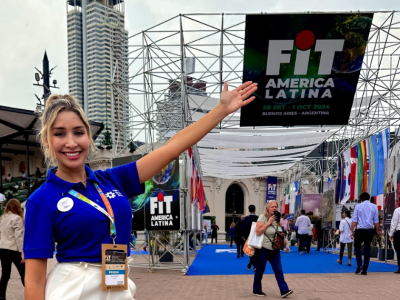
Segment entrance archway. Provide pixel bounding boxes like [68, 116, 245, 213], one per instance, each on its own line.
[225, 183, 244, 233]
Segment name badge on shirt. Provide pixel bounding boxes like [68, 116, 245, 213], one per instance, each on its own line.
[57, 197, 74, 212]
[102, 244, 128, 291]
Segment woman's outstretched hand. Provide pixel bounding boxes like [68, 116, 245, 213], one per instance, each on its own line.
[219, 81, 258, 116]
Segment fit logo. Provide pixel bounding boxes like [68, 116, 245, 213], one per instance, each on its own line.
[150, 193, 173, 215]
[268, 183, 277, 191]
[266, 30, 344, 76]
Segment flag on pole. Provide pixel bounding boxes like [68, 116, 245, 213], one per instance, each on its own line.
[202, 193, 210, 213]
[342, 149, 351, 204]
[336, 155, 343, 204]
[382, 129, 389, 159]
[377, 132, 385, 195]
[198, 177, 204, 211]
[350, 146, 357, 200]
[191, 157, 198, 203]
[188, 147, 193, 158]
[281, 196, 286, 214]
[357, 143, 364, 196]
[362, 140, 369, 192]
[367, 137, 374, 195]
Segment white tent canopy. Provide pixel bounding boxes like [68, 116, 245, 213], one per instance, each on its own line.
[189, 93, 377, 178]
[189, 94, 347, 178]
[198, 145, 315, 157]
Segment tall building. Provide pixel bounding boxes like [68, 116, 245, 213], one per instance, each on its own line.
[67, 0, 129, 150]
[157, 77, 207, 144]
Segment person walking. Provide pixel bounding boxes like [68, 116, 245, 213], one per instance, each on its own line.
[350, 192, 379, 275]
[337, 210, 353, 266]
[280, 214, 289, 238]
[202, 225, 209, 245]
[295, 210, 311, 254]
[234, 216, 245, 258]
[211, 222, 219, 244]
[23, 82, 258, 300]
[307, 222, 313, 253]
[0, 199, 25, 300]
[243, 204, 258, 271]
[253, 201, 293, 298]
[289, 220, 295, 233]
[389, 206, 400, 273]
[314, 215, 323, 251]
[229, 222, 235, 247]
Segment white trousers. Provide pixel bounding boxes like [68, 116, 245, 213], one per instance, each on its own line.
[45, 262, 136, 300]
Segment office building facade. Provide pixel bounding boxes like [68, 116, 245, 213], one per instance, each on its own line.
[67, 0, 129, 150]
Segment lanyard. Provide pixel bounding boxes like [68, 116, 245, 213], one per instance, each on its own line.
[68, 182, 117, 243]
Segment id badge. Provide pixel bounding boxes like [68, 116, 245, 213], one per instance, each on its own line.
[101, 244, 128, 291]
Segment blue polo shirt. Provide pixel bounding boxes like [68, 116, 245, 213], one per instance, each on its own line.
[23, 162, 144, 263]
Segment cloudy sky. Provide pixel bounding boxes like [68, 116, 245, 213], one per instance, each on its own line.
[0, 0, 399, 111]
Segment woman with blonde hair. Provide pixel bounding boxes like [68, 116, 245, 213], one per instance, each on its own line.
[23, 81, 257, 299]
[0, 199, 25, 300]
[253, 201, 293, 298]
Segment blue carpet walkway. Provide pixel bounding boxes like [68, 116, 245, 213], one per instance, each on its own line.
[187, 244, 397, 276]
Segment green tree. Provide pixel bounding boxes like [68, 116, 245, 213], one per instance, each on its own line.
[101, 129, 113, 148]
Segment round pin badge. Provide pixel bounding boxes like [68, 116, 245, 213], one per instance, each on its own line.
[57, 197, 74, 212]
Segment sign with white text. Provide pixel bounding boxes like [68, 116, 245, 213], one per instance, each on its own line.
[266, 176, 278, 201]
[240, 13, 373, 126]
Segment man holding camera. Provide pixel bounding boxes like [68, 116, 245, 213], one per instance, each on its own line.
[295, 210, 311, 254]
[350, 192, 379, 275]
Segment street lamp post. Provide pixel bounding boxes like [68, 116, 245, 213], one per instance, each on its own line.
[33, 51, 59, 113]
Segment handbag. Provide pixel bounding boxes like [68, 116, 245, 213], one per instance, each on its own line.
[243, 238, 255, 257]
[265, 224, 285, 251]
[248, 222, 263, 249]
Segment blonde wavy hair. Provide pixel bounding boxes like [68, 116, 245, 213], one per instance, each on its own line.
[3, 199, 24, 221]
[263, 200, 281, 227]
[38, 94, 95, 167]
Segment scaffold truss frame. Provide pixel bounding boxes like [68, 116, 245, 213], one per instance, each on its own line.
[109, 11, 400, 271]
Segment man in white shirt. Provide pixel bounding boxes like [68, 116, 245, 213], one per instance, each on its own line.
[295, 210, 311, 254]
[350, 192, 379, 275]
[389, 206, 400, 273]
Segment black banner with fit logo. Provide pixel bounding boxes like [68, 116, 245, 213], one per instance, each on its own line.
[112, 156, 180, 231]
[240, 13, 373, 126]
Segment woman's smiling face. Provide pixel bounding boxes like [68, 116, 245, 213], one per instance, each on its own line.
[50, 111, 90, 171]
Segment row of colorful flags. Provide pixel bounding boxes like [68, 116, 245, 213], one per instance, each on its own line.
[282, 128, 390, 211]
[188, 147, 210, 213]
[337, 128, 389, 204]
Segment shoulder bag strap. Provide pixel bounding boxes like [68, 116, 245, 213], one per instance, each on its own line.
[345, 219, 351, 230]
[263, 223, 278, 242]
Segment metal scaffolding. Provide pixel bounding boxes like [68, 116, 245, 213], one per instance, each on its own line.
[109, 11, 400, 271]
[283, 11, 400, 190]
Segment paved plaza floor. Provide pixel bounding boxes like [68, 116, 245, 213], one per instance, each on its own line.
[2, 242, 398, 299]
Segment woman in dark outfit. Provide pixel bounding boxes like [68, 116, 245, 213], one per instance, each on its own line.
[211, 222, 219, 244]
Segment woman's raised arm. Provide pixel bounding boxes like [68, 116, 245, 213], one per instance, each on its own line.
[136, 81, 257, 183]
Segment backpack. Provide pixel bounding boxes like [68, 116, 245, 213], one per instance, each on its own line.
[265, 224, 285, 251]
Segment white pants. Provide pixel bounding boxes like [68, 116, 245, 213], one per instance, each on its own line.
[45, 262, 136, 300]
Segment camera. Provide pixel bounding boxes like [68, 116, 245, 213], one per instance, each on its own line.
[273, 211, 281, 223]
